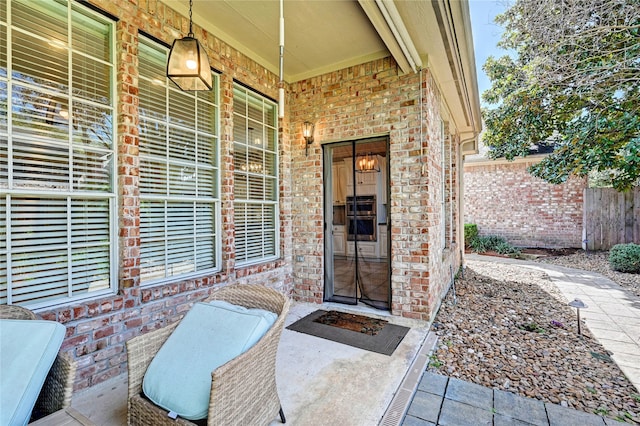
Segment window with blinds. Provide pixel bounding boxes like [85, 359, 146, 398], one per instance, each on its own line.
[0, 0, 116, 308]
[440, 119, 452, 248]
[233, 85, 279, 265]
[138, 36, 220, 285]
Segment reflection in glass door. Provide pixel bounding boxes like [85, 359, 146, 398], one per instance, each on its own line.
[323, 137, 390, 310]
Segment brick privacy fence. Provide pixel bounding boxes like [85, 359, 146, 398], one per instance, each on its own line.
[27, 0, 463, 391]
[463, 157, 586, 248]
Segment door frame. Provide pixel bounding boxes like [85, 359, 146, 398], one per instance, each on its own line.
[322, 137, 391, 310]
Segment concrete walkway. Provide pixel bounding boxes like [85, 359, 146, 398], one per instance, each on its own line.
[401, 254, 640, 426]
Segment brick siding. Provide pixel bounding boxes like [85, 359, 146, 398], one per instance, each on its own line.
[28, 0, 464, 391]
[289, 66, 460, 320]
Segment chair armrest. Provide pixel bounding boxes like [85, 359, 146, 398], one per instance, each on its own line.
[31, 352, 76, 420]
[206, 306, 287, 425]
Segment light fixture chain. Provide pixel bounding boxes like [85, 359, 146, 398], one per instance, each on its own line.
[188, 0, 194, 36]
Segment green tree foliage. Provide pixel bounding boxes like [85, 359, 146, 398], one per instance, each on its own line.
[482, 0, 640, 191]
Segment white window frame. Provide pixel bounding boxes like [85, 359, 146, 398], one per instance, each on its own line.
[233, 84, 279, 266]
[138, 35, 221, 286]
[0, 0, 117, 309]
[441, 119, 448, 249]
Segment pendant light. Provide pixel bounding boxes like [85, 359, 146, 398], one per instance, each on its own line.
[356, 152, 380, 172]
[167, 0, 213, 91]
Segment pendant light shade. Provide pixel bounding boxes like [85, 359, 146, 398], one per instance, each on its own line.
[167, 0, 212, 91]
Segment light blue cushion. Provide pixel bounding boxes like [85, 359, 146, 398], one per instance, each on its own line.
[0, 319, 66, 426]
[142, 301, 276, 420]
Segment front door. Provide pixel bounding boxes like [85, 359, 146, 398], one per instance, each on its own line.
[323, 137, 390, 310]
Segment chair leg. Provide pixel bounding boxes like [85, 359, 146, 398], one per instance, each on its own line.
[279, 406, 286, 423]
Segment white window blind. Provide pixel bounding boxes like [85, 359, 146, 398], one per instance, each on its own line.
[0, 0, 116, 308]
[440, 119, 450, 248]
[233, 85, 279, 265]
[138, 36, 220, 285]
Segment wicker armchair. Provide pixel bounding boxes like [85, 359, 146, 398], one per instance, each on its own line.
[0, 305, 77, 422]
[126, 284, 290, 426]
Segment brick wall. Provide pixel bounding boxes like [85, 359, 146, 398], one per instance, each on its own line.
[289, 65, 460, 320]
[463, 157, 586, 248]
[35, 0, 295, 391]
[29, 0, 463, 391]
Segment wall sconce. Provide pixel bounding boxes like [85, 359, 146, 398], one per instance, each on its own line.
[303, 121, 315, 156]
[249, 127, 262, 146]
[45, 97, 70, 125]
[166, 0, 213, 91]
[356, 152, 379, 172]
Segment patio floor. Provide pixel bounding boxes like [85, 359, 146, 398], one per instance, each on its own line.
[68, 256, 640, 425]
[70, 301, 433, 426]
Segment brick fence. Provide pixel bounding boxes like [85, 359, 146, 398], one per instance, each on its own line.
[463, 157, 586, 248]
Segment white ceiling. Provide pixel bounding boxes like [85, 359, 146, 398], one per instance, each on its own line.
[165, 0, 389, 82]
[163, 0, 482, 139]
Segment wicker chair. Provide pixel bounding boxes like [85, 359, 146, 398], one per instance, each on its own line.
[126, 284, 291, 426]
[0, 305, 77, 422]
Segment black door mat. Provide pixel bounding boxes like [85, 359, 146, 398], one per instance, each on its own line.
[286, 310, 409, 356]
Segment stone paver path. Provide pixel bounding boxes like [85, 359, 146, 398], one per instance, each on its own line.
[403, 372, 624, 425]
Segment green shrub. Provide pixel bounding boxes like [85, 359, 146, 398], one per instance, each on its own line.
[469, 235, 503, 252]
[609, 243, 640, 273]
[495, 241, 521, 255]
[464, 224, 478, 247]
[468, 236, 488, 252]
[470, 235, 520, 255]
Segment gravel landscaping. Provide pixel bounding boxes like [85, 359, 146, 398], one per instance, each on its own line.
[428, 253, 640, 424]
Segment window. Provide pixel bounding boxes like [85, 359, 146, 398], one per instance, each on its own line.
[0, 0, 116, 308]
[441, 120, 450, 249]
[138, 36, 220, 285]
[233, 85, 279, 265]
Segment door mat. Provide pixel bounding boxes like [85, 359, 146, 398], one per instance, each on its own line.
[286, 310, 409, 356]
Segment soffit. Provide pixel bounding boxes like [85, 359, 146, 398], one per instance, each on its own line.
[394, 0, 482, 136]
[164, 0, 389, 82]
[162, 0, 482, 136]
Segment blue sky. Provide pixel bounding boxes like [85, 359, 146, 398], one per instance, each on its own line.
[469, 0, 510, 102]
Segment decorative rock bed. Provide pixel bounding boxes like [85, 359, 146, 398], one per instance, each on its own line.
[428, 259, 639, 424]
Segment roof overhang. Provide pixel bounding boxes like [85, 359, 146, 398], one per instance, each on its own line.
[162, 0, 481, 145]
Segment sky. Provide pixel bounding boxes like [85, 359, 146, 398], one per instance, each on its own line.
[468, 0, 511, 103]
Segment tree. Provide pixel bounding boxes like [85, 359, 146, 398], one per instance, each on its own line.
[482, 0, 640, 191]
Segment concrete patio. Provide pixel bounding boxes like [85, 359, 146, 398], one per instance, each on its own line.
[70, 301, 433, 426]
[67, 258, 640, 425]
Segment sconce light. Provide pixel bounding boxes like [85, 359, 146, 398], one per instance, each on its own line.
[249, 127, 262, 146]
[303, 121, 315, 156]
[167, 0, 213, 91]
[356, 152, 380, 172]
[45, 97, 70, 125]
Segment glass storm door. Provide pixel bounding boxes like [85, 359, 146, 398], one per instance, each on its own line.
[323, 137, 390, 310]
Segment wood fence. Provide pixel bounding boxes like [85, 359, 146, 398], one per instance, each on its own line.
[583, 187, 640, 251]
